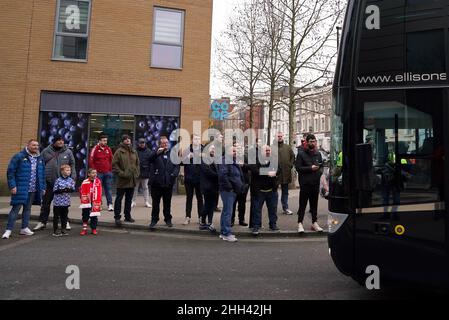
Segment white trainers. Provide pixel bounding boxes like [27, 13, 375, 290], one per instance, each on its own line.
[220, 234, 238, 242]
[283, 209, 293, 215]
[298, 223, 305, 234]
[2, 230, 12, 239]
[66, 222, 71, 230]
[108, 204, 114, 211]
[145, 202, 152, 208]
[33, 222, 46, 231]
[131, 201, 136, 208]
[311, 222, 324, 232]
[182, 217, 191, 225]
[20, 228, 34, 236]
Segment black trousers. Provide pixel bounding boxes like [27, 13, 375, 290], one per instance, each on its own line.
[248, 192, 256, 229]
[201, 192, 217, 225]
[151, 186, 173, 223]
[82, 208, 98, 229]
[39, 183, 54, 224]
[53, 206, 69, 232]
[232, 190, 248, 223]
[185, 181, 203, 219]
[298, 185, 320, 223]
[214, 193, 219, 208]
[114, 188, 134, 220]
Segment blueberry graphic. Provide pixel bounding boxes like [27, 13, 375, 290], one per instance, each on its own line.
[50, 118, 60, 127]
[50, 127, 58, 135]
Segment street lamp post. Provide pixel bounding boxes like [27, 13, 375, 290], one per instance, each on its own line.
[336, 26, 342, 51]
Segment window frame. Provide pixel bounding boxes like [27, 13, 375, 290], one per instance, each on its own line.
[151, 6, 185, 70]
[52, 0, 92, 62]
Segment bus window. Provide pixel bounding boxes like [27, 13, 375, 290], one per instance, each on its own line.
[358, 89, 444, 208]
[357, 0, 448, 88]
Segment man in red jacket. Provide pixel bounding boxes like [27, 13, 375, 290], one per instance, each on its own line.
[89, 134, 114, 211]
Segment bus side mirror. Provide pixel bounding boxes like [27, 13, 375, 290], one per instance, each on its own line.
[355, 143, 374, 192]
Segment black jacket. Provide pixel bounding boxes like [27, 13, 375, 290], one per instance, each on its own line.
[218, 157, 246, 194]
[200, 162, 219, 194]
[148, 150, 180, 188]
[182, 144, 203, 184]
[295, 148, 323, 187]
[137, 146, 152, 179]
[249, 159, 280, 193]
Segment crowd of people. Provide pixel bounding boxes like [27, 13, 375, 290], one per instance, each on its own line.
[2, 130, 327, 242]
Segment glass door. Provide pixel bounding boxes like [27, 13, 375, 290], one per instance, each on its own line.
[89, 114, 135, 152]
[353, 89, 446, 285]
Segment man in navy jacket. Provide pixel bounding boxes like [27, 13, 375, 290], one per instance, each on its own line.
[148, 136, 180, 229]
[3, 139, 46, 239]
[218, 145, 246, 242]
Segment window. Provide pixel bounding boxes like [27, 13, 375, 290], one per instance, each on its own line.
[151, 7, 185, 69]
[357, 89, 444, 208]
[53, 0, 91, 61]
[321, 118, 325, 132]
[357, 0, 447, 87]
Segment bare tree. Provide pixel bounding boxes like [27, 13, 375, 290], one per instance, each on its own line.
[275, 0, 344, 145]
[216, 0, 268, 129]
[259, 0, 287, 142]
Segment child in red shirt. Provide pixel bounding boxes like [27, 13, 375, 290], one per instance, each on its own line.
[79, 168, 102, 235]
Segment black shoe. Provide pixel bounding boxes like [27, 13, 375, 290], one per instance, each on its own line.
[149, 222, 157, 230]
[252, 228, 260, 236]
[270, 225, 280, 232]
[115, 219, 122, 227]
[214, 207, 221, 212]
[124, 218, 135, 223]
[166, 221, 173, 228]
[239, 221, 248, 227]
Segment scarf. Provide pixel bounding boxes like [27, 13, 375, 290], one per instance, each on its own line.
[79, 177, 102, 217]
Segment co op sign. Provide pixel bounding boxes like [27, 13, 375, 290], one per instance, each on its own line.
[210, 100, 231, 121]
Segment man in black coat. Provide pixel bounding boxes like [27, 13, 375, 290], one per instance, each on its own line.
[132, 138, 152, 208]
[148, 136, 180, 229]
[199, 144, 219, 232]
[295, 134, 324, 233]
[249, 145, 280, 235]
[181, 134, 204, 225]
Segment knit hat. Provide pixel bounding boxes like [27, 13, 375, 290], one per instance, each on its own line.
[121, 134, 131, 142]
[53, 134, 64, 143]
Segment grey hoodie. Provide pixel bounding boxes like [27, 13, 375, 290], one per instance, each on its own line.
[41, 144, 76, 185]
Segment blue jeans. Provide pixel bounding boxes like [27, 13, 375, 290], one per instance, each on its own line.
[253, 191, 278, 229]
[98, 172, 113, 205]
[281, 184, 289, 211]
[6, 192, 35, 231]
[220, 191, 237, 236]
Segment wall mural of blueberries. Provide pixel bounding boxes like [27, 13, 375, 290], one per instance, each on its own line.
[135, 115, 179, 150]
[40, 112, 89, 184]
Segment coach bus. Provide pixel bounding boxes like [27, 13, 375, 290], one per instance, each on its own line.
[328, 0, 449, 288]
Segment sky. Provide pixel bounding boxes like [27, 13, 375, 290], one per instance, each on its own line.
[210, 0, 241, 98]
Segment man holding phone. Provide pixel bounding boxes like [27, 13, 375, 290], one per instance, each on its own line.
[295, 134, 324, 233]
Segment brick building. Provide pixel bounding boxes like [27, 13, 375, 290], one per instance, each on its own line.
[0, 0, 213, 187]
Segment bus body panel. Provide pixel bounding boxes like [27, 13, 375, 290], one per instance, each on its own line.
[329, 0, 449, 287]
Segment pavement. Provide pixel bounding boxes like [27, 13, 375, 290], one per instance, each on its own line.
[1, 219, 446, 300]
[0, 188, 329, 238]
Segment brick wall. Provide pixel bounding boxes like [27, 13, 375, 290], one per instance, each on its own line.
[0, 0, 213, 186]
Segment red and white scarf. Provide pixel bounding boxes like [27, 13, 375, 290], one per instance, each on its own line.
[79, 177, 102, 217]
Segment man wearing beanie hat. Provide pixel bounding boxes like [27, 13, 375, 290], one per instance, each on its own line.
[112, 134, 140, 227]
[34, 134, 76, 231]
[132, 138, 152, 209]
